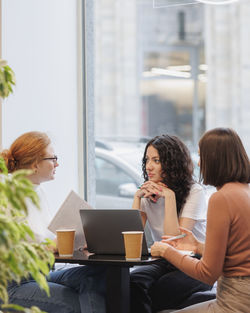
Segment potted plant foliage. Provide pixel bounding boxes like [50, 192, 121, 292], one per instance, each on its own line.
[0, 60, 54, 313]
[0, 59, 15, 99]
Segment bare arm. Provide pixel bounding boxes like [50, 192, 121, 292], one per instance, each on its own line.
[151, 192, 230, 285]
[162, 187, 180, 235]
[179, 217, 196, 230]
[139, 181, 180, 235]
[159, 183, 196, 235]
[132, 189, 147, 227]
[141, 182, 197, 236]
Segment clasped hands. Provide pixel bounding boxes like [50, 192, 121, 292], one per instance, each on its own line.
[136, 181, 175, 203]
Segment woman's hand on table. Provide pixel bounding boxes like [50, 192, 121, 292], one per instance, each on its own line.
[151, 241, 170, 257]
[151, 227, 200, 257]
[44, 238, 58, 253]
[162, 227, 200, 254]
[48, 245, 58, 253]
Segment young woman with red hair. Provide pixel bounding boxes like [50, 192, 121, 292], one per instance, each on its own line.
[2, 131, 106, 313]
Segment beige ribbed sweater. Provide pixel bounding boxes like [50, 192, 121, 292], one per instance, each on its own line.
[163, 182, 250, 286]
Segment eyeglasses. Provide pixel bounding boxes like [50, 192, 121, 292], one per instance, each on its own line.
[43, 155, 58, 164]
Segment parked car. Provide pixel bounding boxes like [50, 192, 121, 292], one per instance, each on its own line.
[95, 139, 215, 208]
[95, 146, 143, 209]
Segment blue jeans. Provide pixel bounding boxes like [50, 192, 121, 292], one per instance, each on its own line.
[8, 265, 107, 313]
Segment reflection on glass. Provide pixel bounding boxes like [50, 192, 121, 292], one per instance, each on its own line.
[95, 157, 137, 197]
[94, 1, 205, 148]
[153, 0, 198, 8]
[153, 0, 238, 6]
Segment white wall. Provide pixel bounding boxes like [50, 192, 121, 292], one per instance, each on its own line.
[2, 0, 80, 213]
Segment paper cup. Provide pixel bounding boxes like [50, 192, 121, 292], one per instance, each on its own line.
[56, 229, 75, 257]
[122, 231, 143, 260]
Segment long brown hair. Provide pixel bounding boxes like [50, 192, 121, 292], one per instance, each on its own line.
[1, 131, 51, 173]
[199, 128, 250, 187]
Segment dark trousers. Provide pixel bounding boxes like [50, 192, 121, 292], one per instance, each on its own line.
[130, 259, 212, 313]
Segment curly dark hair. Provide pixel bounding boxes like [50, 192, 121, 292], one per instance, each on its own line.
[142, 134, 194, 215]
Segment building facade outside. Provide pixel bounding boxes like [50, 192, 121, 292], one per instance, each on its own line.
[94, 0, 250, 154]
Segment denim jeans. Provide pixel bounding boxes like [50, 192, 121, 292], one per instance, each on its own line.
[8, 265, 107, 313]
[130, 259, 212, 313]
[150, 269, 212, 312]
[8, 281, 81, 313]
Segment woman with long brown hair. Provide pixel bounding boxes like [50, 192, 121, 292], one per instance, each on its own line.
[151, 128, 250, 312]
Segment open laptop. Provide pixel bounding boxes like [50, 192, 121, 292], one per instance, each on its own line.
[79, 209, 149, 255]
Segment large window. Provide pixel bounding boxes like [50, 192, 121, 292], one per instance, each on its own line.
[87, 0, 250, 208]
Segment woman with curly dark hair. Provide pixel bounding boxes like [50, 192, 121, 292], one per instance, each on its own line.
[142, 135, 194, 216]
[134, 134, 206, 241]
[130, 134, 211, 313]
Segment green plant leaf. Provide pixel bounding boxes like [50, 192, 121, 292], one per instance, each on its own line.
[0, 62, 15, 99]
[1, 303, 47, 313]
[0, 157, 52, 312]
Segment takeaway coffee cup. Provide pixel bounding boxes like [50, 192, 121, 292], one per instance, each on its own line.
[122, 231, 143, 260]
[56, 229, 76, 257]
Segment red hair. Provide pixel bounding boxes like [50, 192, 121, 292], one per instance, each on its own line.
[1, 131, 51, 173]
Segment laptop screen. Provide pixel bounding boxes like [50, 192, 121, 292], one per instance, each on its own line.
[80, 209, 149, 255]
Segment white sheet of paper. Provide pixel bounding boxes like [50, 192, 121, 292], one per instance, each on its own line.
[179, 250, 195, 256]
[48, 190, 94, 250]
